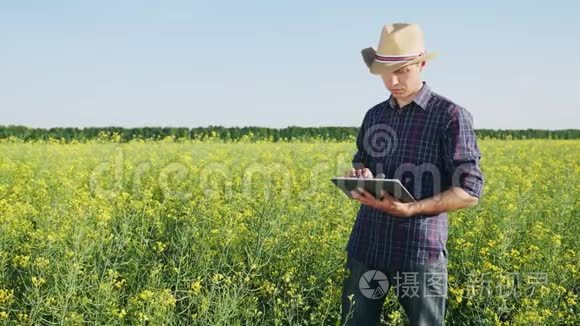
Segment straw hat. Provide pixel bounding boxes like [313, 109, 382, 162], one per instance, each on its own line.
[362, 23, 437, 74]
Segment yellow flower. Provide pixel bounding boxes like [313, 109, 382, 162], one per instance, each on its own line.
[387, 310, 402, 324]
[17, 313, 28, 322]
[155, 241, 166, 253]
[449, 287, 464, 304]
[566, 293, 577, 306]
[138, 290, 154, 301]
[539, 285, 550, 296]
[33, 257, 50, 269]
[12, 255, 30, 268]
[482, 261, 500, 273]
[31, 276, 46, 288]
[190, 279, 202, 295]
[211, 273, 224, 284]
[0, 289, 14, 305]
[114, 279, 126, 289]
[113, 308, 127, 319]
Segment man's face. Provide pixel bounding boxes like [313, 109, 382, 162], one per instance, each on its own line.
[380, 62, 424, 99]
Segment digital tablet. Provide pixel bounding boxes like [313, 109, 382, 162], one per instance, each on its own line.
[331, 177, 416, 203]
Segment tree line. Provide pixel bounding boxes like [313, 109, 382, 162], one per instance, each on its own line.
[0, 125, 578, 142]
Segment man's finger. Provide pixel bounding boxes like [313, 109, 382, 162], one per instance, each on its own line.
[362, 169, 372, 178]
[358, 188, 379, 201]
[381, 191, 401, 203]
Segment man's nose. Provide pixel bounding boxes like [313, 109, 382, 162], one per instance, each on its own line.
[388, 74, 399, 86]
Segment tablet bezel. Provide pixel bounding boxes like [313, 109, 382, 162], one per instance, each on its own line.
[331, 177, 416, 203]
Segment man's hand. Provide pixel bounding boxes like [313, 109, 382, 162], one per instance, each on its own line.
[345, 168, 373, 178]
[351, 186, 479, 217]
[350, 188, 416, 217]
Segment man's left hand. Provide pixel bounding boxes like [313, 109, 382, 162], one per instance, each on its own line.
[351, 188, 417, 217]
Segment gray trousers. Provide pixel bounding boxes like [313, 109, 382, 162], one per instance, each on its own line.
[340, 251, 448, 326]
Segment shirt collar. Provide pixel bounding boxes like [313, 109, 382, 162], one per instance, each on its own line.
[387, 82, 432, 110]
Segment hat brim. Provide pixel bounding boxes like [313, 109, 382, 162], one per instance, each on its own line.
[361, 47, 437, 75]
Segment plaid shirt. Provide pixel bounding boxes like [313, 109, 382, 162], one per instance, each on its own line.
[346, 82, 484, 267]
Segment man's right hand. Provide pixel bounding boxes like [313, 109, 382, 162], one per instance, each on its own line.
[345, 168, 373, 178]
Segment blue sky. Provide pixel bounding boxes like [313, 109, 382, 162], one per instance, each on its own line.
[1, 0, 578, 129]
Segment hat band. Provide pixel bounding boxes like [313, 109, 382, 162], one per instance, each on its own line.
[374, 51, 424, 63]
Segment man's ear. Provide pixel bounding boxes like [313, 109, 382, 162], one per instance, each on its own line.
[420, 61, 427, 70]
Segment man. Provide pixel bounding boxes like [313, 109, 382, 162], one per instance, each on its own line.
[340, 23, 484, 325]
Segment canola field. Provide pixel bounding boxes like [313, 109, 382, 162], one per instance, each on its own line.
[0, 139, 578, 325]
